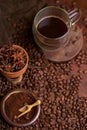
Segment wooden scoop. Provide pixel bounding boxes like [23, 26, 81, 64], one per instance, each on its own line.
[16, 100, 41, 119]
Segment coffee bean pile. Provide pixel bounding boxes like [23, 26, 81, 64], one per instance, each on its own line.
[0, 1, 87, 130]
[74, 50, 87, 66]
[0, 35, 87, 130]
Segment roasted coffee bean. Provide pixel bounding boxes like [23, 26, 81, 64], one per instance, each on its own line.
[0, 1, 87, 130]
[74, 50, 87, 66]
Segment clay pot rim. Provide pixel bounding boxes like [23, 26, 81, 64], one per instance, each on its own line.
[0, 89, 41, 127]
[0, 44, 29, 78]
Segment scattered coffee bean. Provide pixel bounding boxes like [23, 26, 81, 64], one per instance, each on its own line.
[0, 1, 87, 130]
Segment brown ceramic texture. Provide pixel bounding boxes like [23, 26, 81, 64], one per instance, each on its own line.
[1, 45, 29, 79]
[0, 89, 41, 127]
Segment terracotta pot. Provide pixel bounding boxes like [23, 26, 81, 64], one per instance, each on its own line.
[0, 89, 41, 127]
[0, 45, 29, 79]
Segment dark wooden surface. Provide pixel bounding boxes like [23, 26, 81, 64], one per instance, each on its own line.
[0, 0, 47, 44]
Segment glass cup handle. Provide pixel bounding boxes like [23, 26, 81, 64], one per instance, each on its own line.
[69, 8, 81, 25]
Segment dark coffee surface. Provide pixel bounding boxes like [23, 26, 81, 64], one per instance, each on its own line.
[5, 91, 37, 124]
[37, 17, 68, 38]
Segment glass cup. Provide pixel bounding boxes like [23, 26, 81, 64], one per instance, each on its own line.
[32, 6, 81, 49]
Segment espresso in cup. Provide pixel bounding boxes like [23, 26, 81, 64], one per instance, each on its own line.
[37, 16, 68, 38]
[33, 6, 81, 50]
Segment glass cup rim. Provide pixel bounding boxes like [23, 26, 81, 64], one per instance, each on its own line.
[33, 6, 72, 40]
